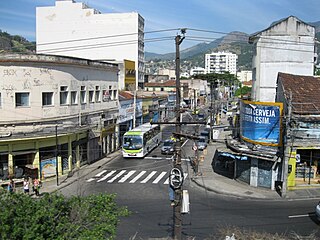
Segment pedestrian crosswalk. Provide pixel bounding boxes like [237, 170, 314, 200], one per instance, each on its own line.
[86, 169, 188, 185]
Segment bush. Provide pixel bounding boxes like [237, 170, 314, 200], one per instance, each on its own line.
[0, 190, 130, 240]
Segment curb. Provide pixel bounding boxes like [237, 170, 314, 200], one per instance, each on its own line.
[44, 151, 122, 193]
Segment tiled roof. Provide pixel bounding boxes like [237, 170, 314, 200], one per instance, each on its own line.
[277, 72, 320, 115]
[242, 80, 252, 87]
[145, 80, 176, 87]
[118, 91, 133, 100]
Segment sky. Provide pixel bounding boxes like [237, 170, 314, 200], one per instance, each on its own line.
[1, 0, 320, 54]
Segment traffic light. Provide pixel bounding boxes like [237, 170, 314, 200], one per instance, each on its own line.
[169, 167, 184, 189]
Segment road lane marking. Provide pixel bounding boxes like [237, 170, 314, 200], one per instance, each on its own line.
[108, 170, 126, 183]
[152, 171, 167, 184]
[119, 170, 136, 183]
[86, 178, 95, 182]
[130, 171, 146, 183]
[164, 177, 169, 184]
[181, 139, 189, 147]
[95, 170, 107, 177]
[97, 170, 116, 182]
[141, 171, 157, 183]
[288, 214, 313, 218]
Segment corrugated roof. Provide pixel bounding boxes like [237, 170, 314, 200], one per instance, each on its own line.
[277, 72, 320, 115]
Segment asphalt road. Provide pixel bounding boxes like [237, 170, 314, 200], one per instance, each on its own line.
[57, 114, 320, 239]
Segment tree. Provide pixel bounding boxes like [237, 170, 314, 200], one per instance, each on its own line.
[0, 190, 130, 239]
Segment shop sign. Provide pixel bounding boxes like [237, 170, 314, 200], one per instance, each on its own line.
[240, 100, 283, 146]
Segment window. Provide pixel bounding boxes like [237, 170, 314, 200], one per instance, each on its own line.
[80, 86, 86, 104]
[113, 90, 117, 100]
[16, 92, 30, 107]
[42, 92, 53, 106]
[60, 86, 68, 105]
[89, 90, 94, 103]
[71, 91, 77, 105]
[95, 86, 100, 102]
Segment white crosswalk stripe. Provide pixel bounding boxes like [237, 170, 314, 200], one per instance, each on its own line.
[152, 171, 167, 184]
[95, 170, 107, 177]
[107, 170, 126, 183]
[91, 170, 188, 185]
[129, 171, 146, 183]
[141, 171, 157, 183]
[119, 170, 136, 183]
[97, 170, 116, 182]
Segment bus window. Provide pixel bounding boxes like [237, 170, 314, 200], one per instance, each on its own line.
[123, 136, 143, 150]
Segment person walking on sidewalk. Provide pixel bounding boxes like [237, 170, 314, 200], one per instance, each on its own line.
[7, 178, 15, 193]
[33, 178, 41, 196]
[23, 177, 30, 194]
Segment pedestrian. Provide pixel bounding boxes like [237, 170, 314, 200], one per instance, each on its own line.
[7, 178, 15, 193]
[23, 177, 30, 194]
[33, 178, 41, 196]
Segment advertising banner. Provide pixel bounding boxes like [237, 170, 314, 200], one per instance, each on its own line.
[40, 158, 57, 177]
[240, 100, 283, 146]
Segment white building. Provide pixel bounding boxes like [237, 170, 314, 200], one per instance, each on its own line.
[205, 52, 238, 74]
[237, 70, 252, 82]
[249, 16, 315, 102]
[36, 0, 144, 89]
[0, 53, 119, 181]
[190, 67, 206, 76]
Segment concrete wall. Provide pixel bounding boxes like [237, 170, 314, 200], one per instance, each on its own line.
[36, 0, 144, 86]
[251, 17, 315, 102]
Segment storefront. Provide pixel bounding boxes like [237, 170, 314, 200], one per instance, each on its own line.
[287, 148, 320, 187]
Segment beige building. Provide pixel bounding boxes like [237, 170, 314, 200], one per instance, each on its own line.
[0, 54, 119, 184]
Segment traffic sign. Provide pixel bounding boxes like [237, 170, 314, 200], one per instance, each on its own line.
[192, 144, 198, 151]
[169, 168, 184, 189]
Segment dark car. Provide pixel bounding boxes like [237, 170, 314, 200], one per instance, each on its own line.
[200, 131, 210, 143]
[161, 139, 176, 155]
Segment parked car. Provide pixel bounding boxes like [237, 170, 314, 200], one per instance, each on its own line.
[161, 139, 176, 155]
[197, 136, 207, 150]
[200, 131, 210, 143]
[316, 201, 320, 221]
[198, 113, 205, 121]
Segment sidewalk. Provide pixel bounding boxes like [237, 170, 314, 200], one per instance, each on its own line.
[35, 151, 121, 195]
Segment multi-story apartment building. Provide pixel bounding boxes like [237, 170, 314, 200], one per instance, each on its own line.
[0, 54, 119, 182]
[36, 0, 144, 89]
[190, 67, 206, 76]
[249, 16, 315, 102]
[205, 52, 238, 75]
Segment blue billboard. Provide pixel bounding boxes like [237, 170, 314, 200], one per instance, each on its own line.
[240, 100, 283, 146]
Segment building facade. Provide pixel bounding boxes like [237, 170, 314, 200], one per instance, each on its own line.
[205, 52, 238, 75]
[249, 16, 315, 102]
[0, 54, 119, 183]
[36, 0, 144, 88]
[276, 72, 320, 190]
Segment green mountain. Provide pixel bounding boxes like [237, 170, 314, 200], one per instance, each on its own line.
[0, 30, 36, 53]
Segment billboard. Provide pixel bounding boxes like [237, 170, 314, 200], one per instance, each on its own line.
[240, 100, 283, 146]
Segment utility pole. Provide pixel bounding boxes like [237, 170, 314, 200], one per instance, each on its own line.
[281, 91, 292, 197]
[173, 29, 185, 240]
[209, 82, 214, 141]
[193, 88, 197, 113]
[55, 124, 59, 186]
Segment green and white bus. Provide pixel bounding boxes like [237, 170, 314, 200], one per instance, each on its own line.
[122, 123, 161, 158]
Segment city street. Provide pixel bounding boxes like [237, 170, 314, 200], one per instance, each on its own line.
[57, 135, 320, 239]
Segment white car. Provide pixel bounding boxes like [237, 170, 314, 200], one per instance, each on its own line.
[197, 136, 207, 150]
[316, 201, 320, 221]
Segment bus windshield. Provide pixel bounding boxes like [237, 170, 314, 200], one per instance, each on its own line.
[123, 135, 143, 150]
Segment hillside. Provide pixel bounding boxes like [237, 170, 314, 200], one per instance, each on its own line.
[0, 30, 36, 53]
